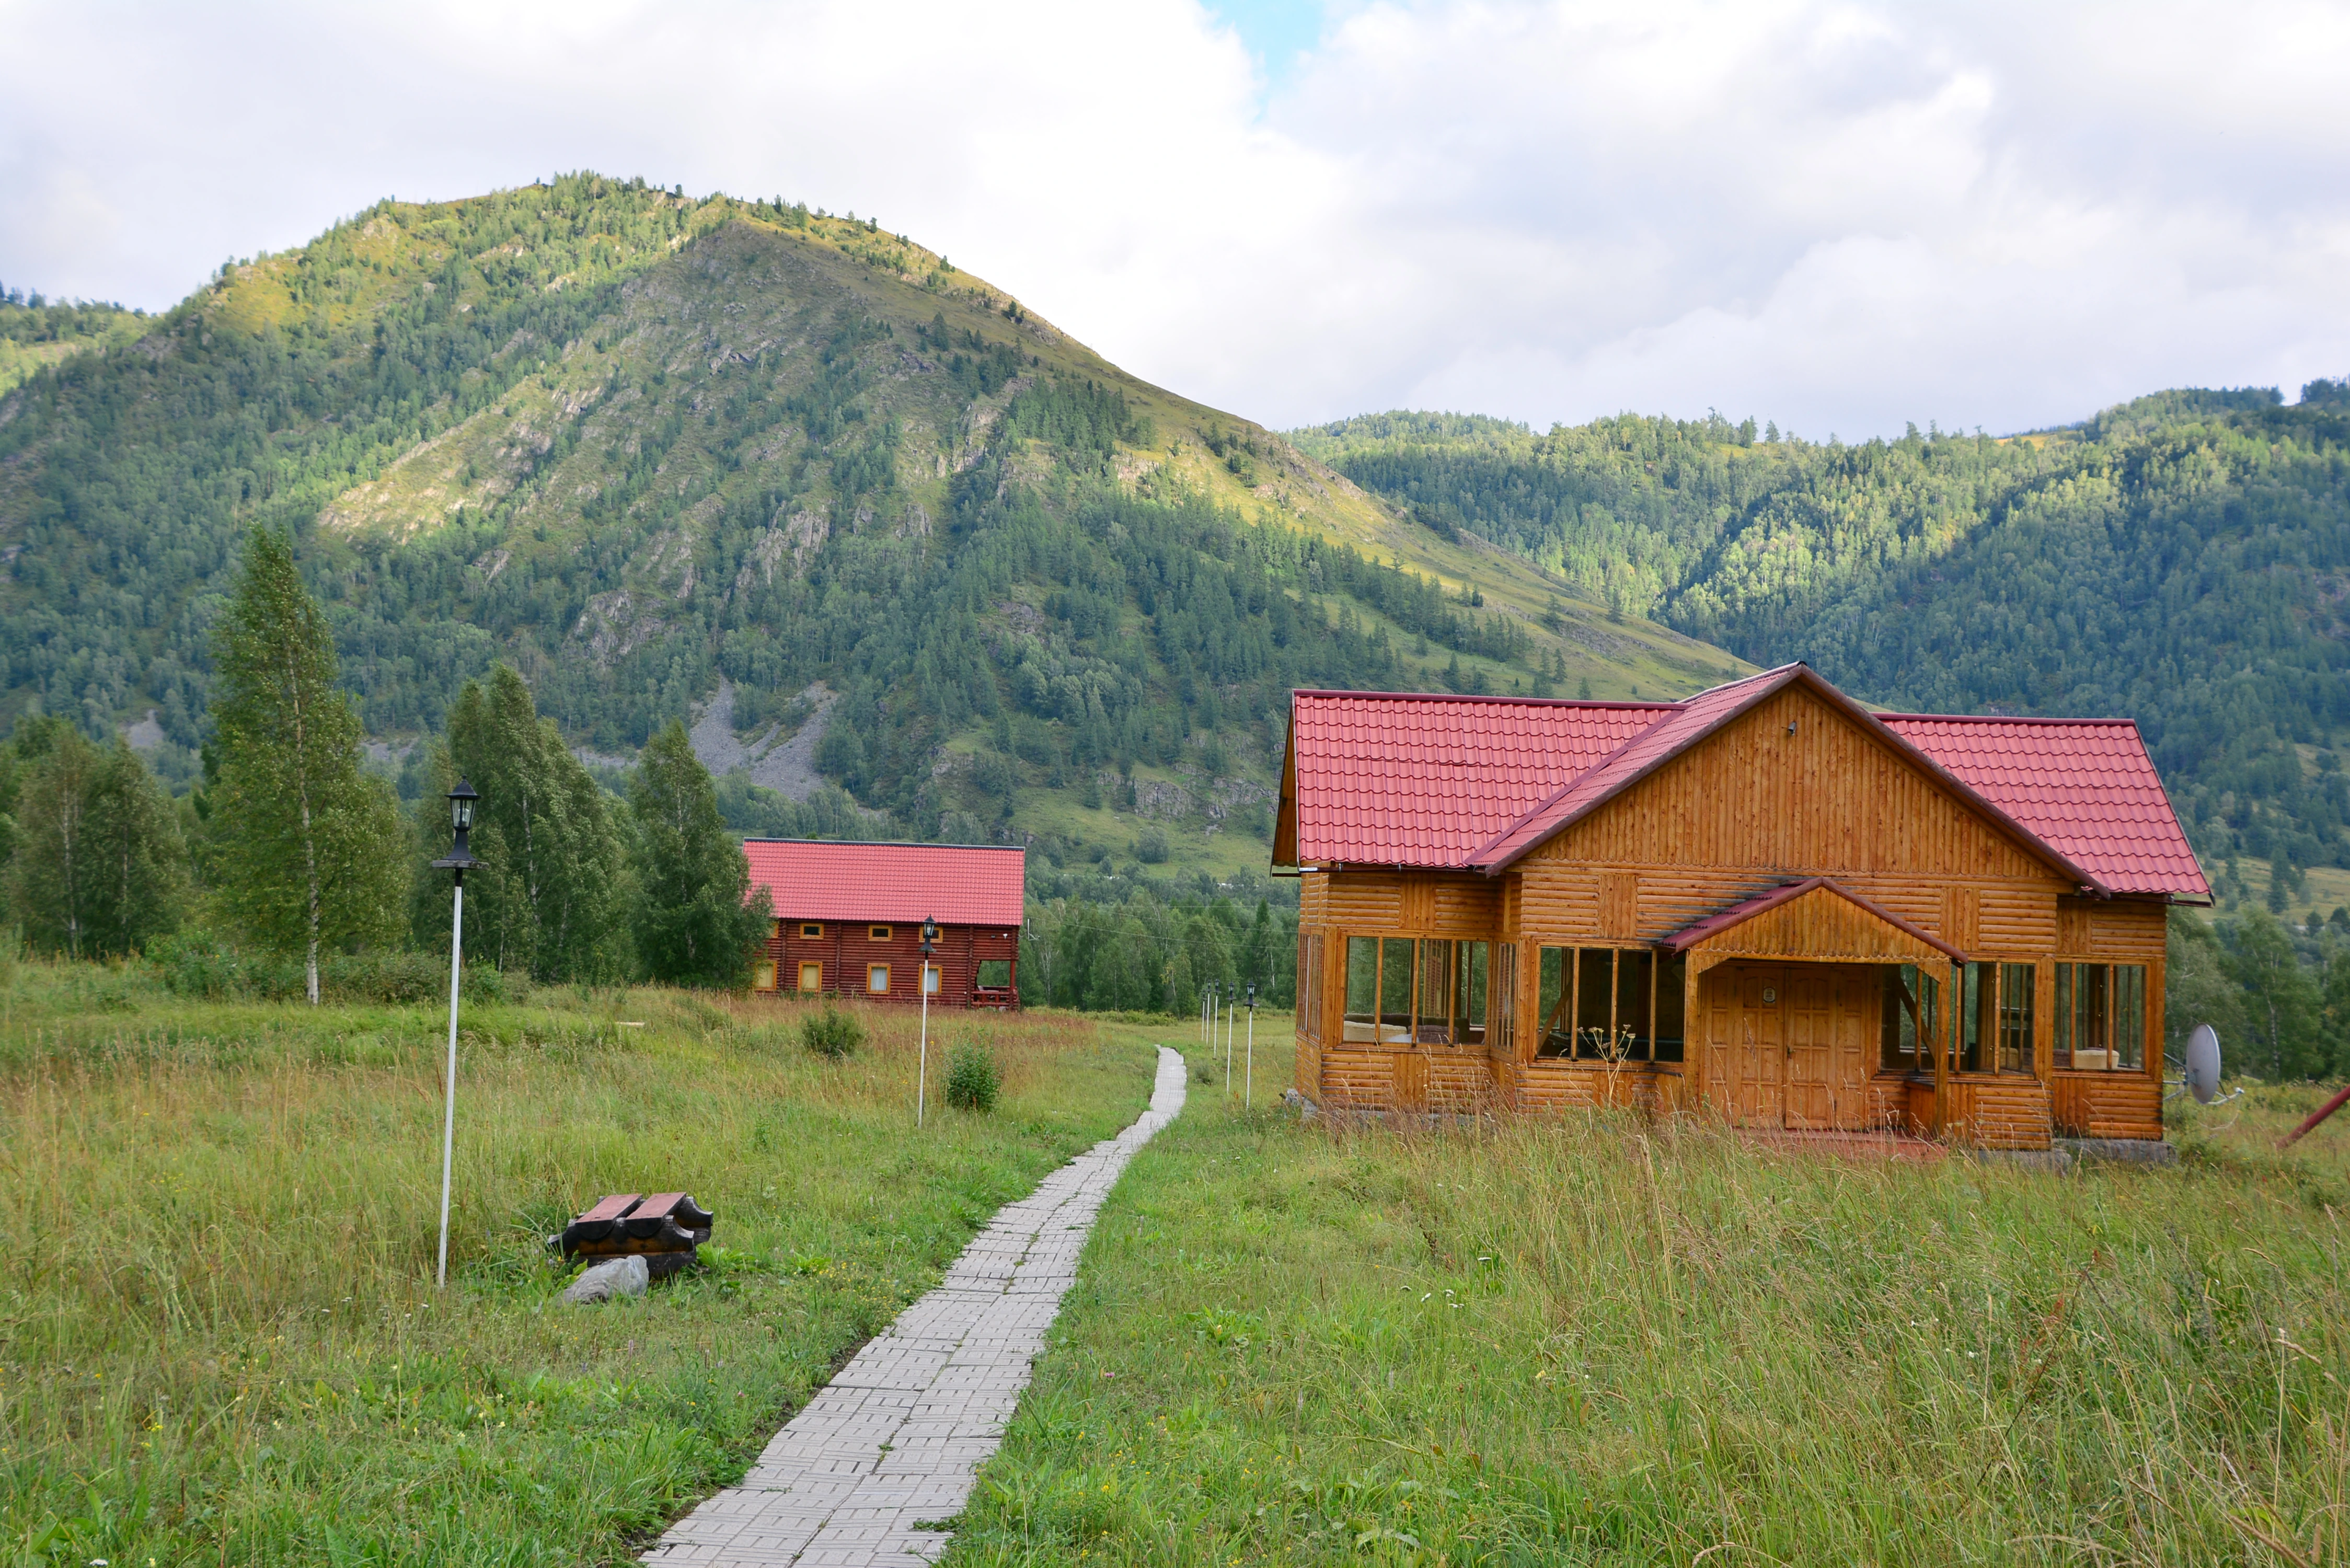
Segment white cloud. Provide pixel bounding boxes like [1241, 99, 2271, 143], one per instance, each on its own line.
[0, 0, 2343, 436]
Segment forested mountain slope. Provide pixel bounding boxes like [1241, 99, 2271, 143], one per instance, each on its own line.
[0, 290, 146, 396]
[1297, 384, 2350, 884]
[0, 175, 1739, 881]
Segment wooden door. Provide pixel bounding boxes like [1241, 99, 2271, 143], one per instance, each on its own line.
[1733, 968, 1784, 1127]
[1392, 1052, 1429, 1113]
[1784, 970, 1836, 1128]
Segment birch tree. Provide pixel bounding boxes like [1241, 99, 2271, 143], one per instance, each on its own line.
[210, 528, 405, 1001]
[8, 728, 188, 958]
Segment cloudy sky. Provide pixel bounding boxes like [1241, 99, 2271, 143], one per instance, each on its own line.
[3, 0, 2344, 438]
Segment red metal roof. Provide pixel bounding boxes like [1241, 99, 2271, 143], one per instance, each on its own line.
[1282, 666, 2209, 899]
[742, 840, 1026, 927]
[1287, 690, 1672, 867]
[1879, 715, 2210, 899]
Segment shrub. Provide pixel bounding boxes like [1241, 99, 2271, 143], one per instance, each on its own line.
[801, 1005, 864, 1058]
[944, 1041, 1000, 1111]
[1133, 826, 1169, 864]
[149, 932, 510, 1004]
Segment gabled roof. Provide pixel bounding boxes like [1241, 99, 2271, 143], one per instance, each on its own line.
[1277, 664, 2211, 900]
[1469, 668, 1790, 869]
[1282, 689, 1673, 868]
[1468, 664, 2097, 890]
[1877, 715, 2210, 900]
[1660, 877, 1967, 963]
[742, 840, 1025, 927]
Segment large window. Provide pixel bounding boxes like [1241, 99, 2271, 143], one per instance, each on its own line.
[1959, 962, 2035, 1075]
[1879, 964, 1943, 1072]
[1341, 938, 1488, 1045]
[1535, 947, 1677, 1061]
[2055, 962, 2147, 1070]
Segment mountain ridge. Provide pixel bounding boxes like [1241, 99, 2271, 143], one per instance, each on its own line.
[0, 174, 1741, 884]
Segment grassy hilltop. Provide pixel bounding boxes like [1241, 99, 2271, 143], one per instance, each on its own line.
[0, 176, 1739, 883]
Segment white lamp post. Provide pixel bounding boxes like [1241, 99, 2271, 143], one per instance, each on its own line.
[917, 916, 940, 1126]
[428, 778, 480, 1289]
[1246, 983, 1256, 1109]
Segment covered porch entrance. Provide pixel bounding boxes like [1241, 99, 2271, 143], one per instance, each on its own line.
[1698, 961, 1879, 1130]
[1666, 878, 1967, 1135]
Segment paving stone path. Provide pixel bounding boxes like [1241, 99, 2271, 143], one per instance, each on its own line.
[644, 1045, 1189, 1567]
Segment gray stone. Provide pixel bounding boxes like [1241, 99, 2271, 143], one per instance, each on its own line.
[2056, 1136, 2180, 1168]
[565, 1254, 649, 1304]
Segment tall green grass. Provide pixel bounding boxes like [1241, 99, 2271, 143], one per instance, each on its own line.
[953, 1057, 2350, 1565]
[0, 956, 1155, 1566]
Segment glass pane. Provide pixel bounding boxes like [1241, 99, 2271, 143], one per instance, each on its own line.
[1494, 943, 1517, 1057]
[1999, 963, 2035, 1074]
[2073, 963, 2110, 1070]
[1380, 937, 1415, 1040]
[1655, 952, 1687, 1062]
[1343, 937, 1378, 1040]
[1458, 941, 1490, 1045]
[1883, 965, 1916, 1071]
[1537, 946, 1570, 1057]
[2115, 964, 2146, 1070]
[1575, 949, 1615, 1058]
[1918, 969, 1941, 1061]
[1615, 949, 1653, 1059]
[2053, 964, 2073, 1068]
[1961, 963, 1985, 1073]
[1418, 940, 1452, 1043]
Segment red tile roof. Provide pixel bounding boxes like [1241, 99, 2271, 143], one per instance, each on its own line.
[1879, 715, 2210, 899]
[1282, 666, 2209, 899]
[742, 840, 1026, 927]
[1286, 690, 1672, 868]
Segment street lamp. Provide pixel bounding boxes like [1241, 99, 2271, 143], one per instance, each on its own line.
[428, 778, 481, 1289]
[917, 916, 940, 1126]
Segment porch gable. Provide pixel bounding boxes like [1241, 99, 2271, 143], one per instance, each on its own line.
[1663, 878, 1965, 971]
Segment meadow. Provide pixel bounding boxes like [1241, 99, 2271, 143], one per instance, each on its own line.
[0, 956, 1158, 1566]
[952, 1050, 2350, 1567]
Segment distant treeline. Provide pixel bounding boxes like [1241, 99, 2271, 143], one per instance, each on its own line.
[1305, 388, 2350, 878]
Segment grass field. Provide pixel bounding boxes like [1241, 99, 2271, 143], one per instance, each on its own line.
[0, 956, 1160, 1567]
[952, 1043, 2350, 1566]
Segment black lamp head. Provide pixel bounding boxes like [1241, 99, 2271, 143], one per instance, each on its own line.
[920, 916, 940, 949]
[447, 778, 480, 833]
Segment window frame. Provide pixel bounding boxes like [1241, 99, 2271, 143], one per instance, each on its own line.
[868, 924, 893, 942]
[2054, 961, 2148, 1071]
[867, 963, 891, 994]
[1533, 944, 1664, 1063]
[798, 962, 823, 993]
[800, 922, 824, 939]
[1338, 936, 1491, 1047]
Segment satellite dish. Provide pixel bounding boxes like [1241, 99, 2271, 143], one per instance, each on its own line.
[2185, 1024, 2222, 1105]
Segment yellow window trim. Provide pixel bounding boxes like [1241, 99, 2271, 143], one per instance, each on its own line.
[800, 922, 823, 939]
[869, 924, 893, 941]
[867, 963, 891, 994]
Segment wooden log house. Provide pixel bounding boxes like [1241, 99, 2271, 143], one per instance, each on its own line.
[743, 840, 1024, 1008]
[1273, 664, 2210, 1147]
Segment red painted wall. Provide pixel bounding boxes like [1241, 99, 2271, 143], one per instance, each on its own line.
[760, 919, 1019, 1005]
